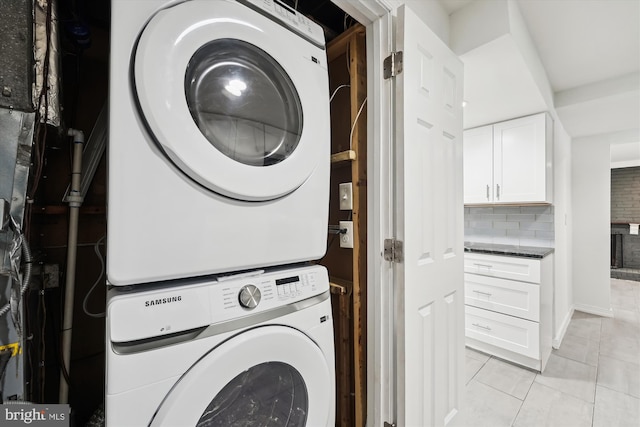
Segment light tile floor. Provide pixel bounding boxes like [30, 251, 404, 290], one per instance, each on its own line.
[460, 278, 640, 427]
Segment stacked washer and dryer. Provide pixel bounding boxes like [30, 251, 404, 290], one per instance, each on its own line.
[106, 0, 334, 425]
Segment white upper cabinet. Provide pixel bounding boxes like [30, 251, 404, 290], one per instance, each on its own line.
[463, 112, 553, 204]
[463, 125, 494, 203]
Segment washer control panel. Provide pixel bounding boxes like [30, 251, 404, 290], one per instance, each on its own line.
[108, 265, 329, 343]
[214, 266, 325, 317]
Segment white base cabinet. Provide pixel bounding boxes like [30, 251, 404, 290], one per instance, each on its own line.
[464, 252, 553, 372]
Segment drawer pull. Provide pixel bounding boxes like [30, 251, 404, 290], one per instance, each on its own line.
[472, 323, 492, 331]
[473, 263, 493, 269]
[473, 290, 492, 297]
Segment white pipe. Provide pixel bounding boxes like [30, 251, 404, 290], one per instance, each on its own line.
[59, 128, 84, 404]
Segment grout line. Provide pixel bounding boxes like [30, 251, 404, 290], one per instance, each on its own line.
[510, 372, 536, 426]
[591, 386, 598, 427]
[591, 315, 604, 427]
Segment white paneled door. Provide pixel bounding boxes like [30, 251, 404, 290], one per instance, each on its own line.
[393, 5, 465, 426]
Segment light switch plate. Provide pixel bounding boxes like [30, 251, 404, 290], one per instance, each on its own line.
[339, 182, 353, 210]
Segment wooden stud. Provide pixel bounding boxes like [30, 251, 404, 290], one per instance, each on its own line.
[331, 150, 357, 163]
[349, 26, 368, 427]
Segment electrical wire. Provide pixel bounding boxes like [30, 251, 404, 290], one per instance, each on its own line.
[349, 97, 367, 150]
[343, 13, 356, 31]
[82, 236, 106, 318]
[329, 84, 350, 103]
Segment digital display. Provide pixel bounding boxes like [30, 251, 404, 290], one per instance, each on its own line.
[276, 276, 300, 286]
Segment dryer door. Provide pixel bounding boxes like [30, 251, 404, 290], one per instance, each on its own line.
[150, 326, 333, 426]
[133, 1, 328, 201]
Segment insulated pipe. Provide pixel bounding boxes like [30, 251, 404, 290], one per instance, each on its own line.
[59, 128, 84, 404]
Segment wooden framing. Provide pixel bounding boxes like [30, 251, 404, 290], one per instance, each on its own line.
[322, 23, 367, 427]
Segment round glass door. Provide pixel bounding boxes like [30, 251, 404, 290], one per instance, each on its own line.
[133, 0, 329, 201]
[150, 326, 332, 426]
[196, 362, 308, 426]
[185, 39, 303, 167]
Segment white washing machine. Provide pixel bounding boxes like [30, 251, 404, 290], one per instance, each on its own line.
[107, 0, 330, 286]
[105, 264, 335, 426]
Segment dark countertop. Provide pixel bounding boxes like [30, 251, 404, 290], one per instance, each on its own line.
[464, 242, 554, 259]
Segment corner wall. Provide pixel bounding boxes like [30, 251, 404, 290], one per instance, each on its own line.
[572, 135, 612, 316]
[552, 121, 573, 345]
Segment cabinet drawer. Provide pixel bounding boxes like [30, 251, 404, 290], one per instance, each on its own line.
[465, 273, 540, 321]
[465, 305, 539, 359]
[464, 253, 540, 283]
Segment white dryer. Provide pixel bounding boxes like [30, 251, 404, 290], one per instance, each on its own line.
[106, 264, 335, 426]
[108, 0, 330, 285]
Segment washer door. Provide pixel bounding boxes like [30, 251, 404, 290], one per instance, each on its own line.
[150, 326, 333, 426]
[134, 1, 327, 201]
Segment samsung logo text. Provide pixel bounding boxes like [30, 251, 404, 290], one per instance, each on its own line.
[145, 296, 182, 307]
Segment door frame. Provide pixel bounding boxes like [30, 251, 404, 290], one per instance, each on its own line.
[330, 2, 394, 426]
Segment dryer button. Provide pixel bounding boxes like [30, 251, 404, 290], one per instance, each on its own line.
[238, 284, 261, 309]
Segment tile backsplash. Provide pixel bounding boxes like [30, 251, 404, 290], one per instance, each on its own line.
[464, 205, 555, 248]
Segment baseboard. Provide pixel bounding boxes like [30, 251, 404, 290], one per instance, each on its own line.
[573, 303, 614, 318]
[552, 305, 574, 349]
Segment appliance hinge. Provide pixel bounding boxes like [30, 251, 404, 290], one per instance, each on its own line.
[383, 51, 403, 79]
[383, 238, 404, 263]
[384, 422, 397, 427]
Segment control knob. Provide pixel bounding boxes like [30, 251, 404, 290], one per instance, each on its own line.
[238, 284, 261, 309]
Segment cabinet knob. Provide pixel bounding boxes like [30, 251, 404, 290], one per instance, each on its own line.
[486, 184, 490, 201]
[496, 184, 501, 200]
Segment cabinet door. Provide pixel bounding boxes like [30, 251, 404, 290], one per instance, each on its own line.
[493, 113, 547, 203]
[463, 125, 493, 203]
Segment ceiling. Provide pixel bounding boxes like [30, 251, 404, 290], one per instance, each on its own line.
[439, 0, 640, 148]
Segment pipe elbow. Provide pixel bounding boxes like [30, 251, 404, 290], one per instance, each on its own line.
[67, 128, 85, 143]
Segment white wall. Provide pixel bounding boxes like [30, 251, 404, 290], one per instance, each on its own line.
[552, 120, 573, 346]
[450, 0, 510, 55]
[610, 129, 640, 168]
[389, 0, 450, 45]
[572, 135, 612, 316]
[506, 0, 554, 109]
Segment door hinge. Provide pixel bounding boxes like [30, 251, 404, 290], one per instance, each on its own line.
[384, 422, 397, 427]
[383, 51, 403, 79]
[383, 238, 403, 263]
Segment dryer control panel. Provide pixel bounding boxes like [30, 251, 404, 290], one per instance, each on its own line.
[240, 0, 325, 47]
[108, 265, 329, 343]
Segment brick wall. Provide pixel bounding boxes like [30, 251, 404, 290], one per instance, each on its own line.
[611, 166, 640, 222]
[464, 205, 554, 247]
